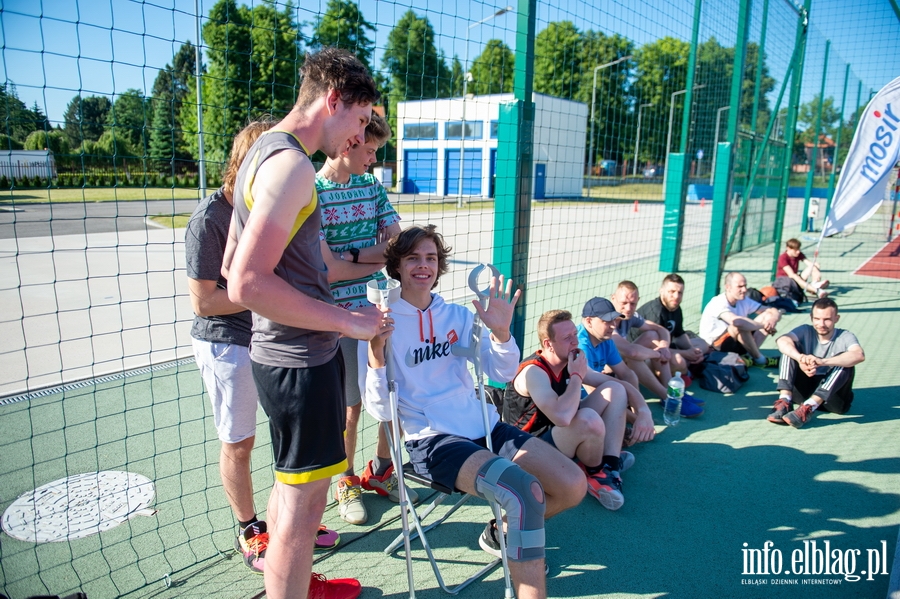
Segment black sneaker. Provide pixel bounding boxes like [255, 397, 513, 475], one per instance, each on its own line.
[478, 519, 549, 574]
[767, 398, 792, 424]
[783, 404, 815, 428]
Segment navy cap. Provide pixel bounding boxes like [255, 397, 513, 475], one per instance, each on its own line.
[582, 297, 624, 322]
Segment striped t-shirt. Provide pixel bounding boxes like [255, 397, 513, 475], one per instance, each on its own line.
[316, 172, 400, 309]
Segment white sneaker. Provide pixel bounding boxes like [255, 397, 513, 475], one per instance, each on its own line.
[334, 476, 368, 525]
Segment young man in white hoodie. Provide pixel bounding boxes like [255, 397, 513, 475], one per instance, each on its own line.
[365, 225, 586, 599]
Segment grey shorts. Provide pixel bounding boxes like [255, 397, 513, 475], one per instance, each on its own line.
[192, 338, 259, 444]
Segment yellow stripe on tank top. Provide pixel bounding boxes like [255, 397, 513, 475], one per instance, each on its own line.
[241, 130, 318, 248]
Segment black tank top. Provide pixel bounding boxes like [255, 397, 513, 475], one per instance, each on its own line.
[503, 351, 570, 437]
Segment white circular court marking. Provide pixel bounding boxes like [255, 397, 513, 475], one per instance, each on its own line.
[2, 471, 156, 543]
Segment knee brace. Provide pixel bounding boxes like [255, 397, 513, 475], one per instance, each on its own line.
[474, 457, 546, 561]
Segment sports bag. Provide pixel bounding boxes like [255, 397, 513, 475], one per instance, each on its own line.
[696, 351, 749, 394]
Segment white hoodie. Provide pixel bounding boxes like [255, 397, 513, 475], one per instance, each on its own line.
[364, 293, 520, 441]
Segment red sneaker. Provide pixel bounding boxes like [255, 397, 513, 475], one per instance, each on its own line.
[308, 572, 362, 599]
[360, 460, 419, 504]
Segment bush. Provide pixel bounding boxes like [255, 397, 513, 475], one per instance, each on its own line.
[0, 134, 23, 150]
[0, 175, 9, 188]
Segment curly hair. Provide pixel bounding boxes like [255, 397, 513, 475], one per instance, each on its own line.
[384, 225, 452, 289]
[295, 47, 379, 110]
[222, 117, 276, 197]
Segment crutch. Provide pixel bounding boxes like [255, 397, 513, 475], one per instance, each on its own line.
[366, 278, 417, 598]
[451, 263, 515, 599]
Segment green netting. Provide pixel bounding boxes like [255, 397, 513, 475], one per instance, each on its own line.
[1, 0, 899, 597]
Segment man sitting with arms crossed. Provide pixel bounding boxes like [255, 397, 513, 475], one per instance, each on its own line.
[610, 281, 705, 415]
[366, 226, 585, 599]
[504, 309, 633, 511]
[634, 274, 710, 377]
[576, 297, 663, 437]
[699, 271, 782, 368]
[767, 297, 864, 428]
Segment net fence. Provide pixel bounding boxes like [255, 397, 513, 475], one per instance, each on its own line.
[1, 0, 898, 597]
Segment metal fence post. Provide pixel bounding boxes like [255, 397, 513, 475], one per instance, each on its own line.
[702, 0, 752, 306]
[659, 0, 702, 273]
[827, 63, 851, 212]
[802, 39, 830, 231]
[493, 0, 535, 352]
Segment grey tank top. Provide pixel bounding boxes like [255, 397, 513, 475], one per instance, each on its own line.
[232, 130, 339, 368]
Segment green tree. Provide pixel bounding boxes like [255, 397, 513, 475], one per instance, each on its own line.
[105, 89, 151, 157]
[309, 0, 376, 73]
[579, 31, 633, 166]
[469, 40, 515, 96]
[534, 21, 583, 100]
[196, 0, 300, 165]
[797, 94, 841, 144]
[382, 9, 451, 135]
[24, 129, 71, 154]
[149, 42, 197, 164]
[63, 95, 111, 147]
[449, 56, 464, 97]
[0, 134, 23, 150]
[631, 37, 690, 166]
[1, 84, 50, 142]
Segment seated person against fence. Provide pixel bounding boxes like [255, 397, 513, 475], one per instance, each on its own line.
[186, 119, 340, 574]
[365, 226, 585, 599]
[610, 281, 705, 415]
[503, 309, 632, 511]
[767, 298, 864, 428]
[575, 297, 663, 436]
[699, 272, 782, 368]
[634, 274, 710, 375]
[775, 238, 829, 302]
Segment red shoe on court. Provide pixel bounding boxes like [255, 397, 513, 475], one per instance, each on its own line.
[308, 572, 362, 599]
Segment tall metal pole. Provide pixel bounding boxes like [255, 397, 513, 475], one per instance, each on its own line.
[662, 85, 704, 196]
[195, 0, 206, 197]
[826, 63, 850, 212]
[587, 55, 631, 196]
[770, 0, 811, 281]
[710, 106, 729, 185]
[458, 6, 512, 209]
[802, 39, 829, 231]
[632, 102, 652, 177]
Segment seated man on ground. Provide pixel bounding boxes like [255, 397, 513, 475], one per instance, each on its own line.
[576, 297, 665, 434]
[504, 309, 633, 511]
[699, 272, 782, 368]
[634, 274, 710, 377]
[767, 297, 864, 428]
[365, 225, 585, 599]
[610, 281, 705, 415]
[775, 238, 829, 302]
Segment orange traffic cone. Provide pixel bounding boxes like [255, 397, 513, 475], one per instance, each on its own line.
[633, 200, 639, 213]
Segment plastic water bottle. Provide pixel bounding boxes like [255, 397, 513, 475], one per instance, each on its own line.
[664, 371, 686, 426]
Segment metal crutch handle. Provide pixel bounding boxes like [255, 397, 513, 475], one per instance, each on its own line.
[366, 278, 417, 598]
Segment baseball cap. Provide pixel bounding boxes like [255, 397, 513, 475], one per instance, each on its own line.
[582, 297, 624, 322]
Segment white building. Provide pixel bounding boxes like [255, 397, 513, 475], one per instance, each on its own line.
[396, 93, 587, 199]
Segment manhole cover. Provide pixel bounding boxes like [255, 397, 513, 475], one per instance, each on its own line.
[2, 471, 156, 542]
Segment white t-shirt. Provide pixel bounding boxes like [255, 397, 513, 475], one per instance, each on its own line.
[699, 294, 762, 344]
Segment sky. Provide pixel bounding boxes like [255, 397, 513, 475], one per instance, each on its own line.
[0, 0, 897, 124]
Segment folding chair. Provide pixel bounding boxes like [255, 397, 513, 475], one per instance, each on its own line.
[382, 448, 502, 595]
[367, 267, 515, 598]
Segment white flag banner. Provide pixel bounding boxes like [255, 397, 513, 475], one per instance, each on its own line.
[821, 74, 900, 239]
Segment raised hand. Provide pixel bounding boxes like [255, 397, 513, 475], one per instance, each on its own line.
[472, 275, 522, 343]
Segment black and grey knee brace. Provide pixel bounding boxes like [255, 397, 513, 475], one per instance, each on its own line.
[474, 457, 546, 561]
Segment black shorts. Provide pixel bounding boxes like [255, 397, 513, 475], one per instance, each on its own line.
[716, 334, 747, 355]
[252, 351, 346, 484]
[405, 422, 533, 492]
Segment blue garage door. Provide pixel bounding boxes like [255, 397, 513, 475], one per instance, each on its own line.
[402, 150, 438, 194]
[445, 149, 482, 196]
